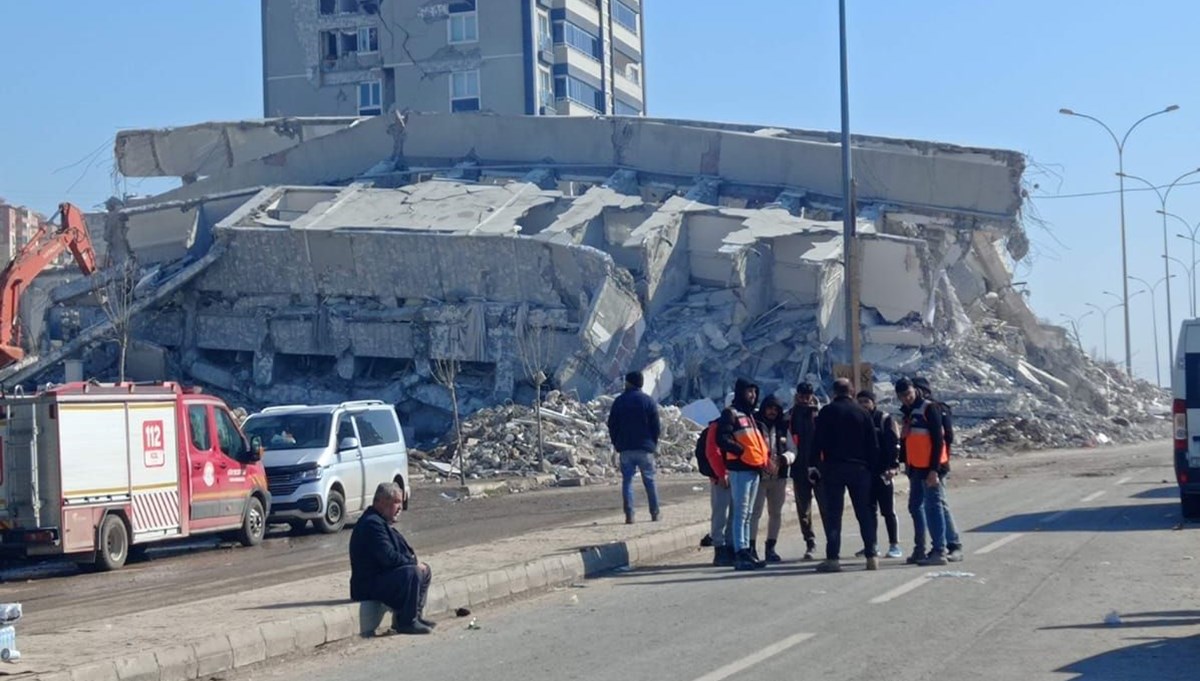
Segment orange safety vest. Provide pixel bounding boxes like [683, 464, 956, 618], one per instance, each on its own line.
[902, 403, 949, 469]
[724, 410, 770, 468]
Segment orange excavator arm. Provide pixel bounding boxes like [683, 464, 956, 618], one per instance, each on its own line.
[0, 202, 99, 366]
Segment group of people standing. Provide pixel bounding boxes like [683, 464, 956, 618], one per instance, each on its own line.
[694, 375, 963, 572]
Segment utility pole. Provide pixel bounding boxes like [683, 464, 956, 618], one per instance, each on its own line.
[838, 0, 861, 388]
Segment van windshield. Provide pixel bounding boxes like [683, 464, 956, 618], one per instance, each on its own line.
[243, 413, 332, 451]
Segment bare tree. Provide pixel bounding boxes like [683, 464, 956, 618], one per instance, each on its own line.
[430, 355, 464, 485]
[516, 311, 555, 465]
[96, 259, 139, 383]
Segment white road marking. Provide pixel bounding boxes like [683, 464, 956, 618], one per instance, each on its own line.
[869, 575, 930, 604]
[1116, 476, 1132, 485]
[690, 632, 816, 681]
[1081, 490, 1106, 503]
[974, 533, 1024, 555]
[1040, 510, 1070, 524]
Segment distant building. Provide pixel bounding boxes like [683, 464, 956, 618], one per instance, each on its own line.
[261, 0, 646, 118]
[0, 201, 84, 269]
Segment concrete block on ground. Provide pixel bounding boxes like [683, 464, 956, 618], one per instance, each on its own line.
[424, 583, 449, 616]
[33, 673, 71, 681]
[293, 613, 328, 649]
[524, 559, 548, 590]
[465, 572, 491, 607]
[322, 605, 356, 642]
[258, 620, 298, 659]
[113, 652, 160, 681]
[227, 625, 267, 668]
[560, 553, 587, 581]
[443, 577, 470, 610]
[486, 569, 513, 601]
[155, 644, 199, 681]
[68, 660, 119, 681]
[504, 563, 530, 595]
[192, 634, 234, 678]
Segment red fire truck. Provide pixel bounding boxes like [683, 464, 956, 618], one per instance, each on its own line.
[0, 382, 270, 570]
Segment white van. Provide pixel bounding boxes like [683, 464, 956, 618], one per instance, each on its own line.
[1171, 320, 1200, 519]
[242, 400, 410, 533]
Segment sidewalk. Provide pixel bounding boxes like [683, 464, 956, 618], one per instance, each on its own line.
[22, 495, 714, 681]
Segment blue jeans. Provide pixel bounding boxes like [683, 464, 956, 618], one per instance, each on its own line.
[941, 472, 961, 549]
[728, 470, 760, 551]
[710, 482, 732, 547]
[620, 450, 660, 517]
[907, 469, 947, 554]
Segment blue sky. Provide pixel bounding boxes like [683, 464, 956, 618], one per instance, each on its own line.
[2, 1, 1200, 384]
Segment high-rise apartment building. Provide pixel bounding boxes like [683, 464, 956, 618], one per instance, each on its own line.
[0, 201, 43, 266]
[261, 0, 645, 118]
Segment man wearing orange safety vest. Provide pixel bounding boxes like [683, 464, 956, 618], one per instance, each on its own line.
[895, 377, 951, 566]
[716, 378, 776, 571]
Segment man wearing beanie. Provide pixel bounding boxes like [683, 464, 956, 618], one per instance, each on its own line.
[607, 370, 662, 524]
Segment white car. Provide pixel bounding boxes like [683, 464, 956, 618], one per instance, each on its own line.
[243, 400, 410, 533]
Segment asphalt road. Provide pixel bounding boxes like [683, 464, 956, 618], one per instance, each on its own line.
[0, 477, 705, 635]
[223, 441, 1200, 681]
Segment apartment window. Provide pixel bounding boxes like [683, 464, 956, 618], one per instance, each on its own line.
[554, 75, 604, 113]
[450, 70, 481, 112]
[538, 67, 554, 111]
[614, 99, 641, 116]
[320, 0, 360, 15]
[625, 63, 641, 85]
[614, 1, 639, 34]
[537, 11, 552, 51]
[448, 10, 478, 44]
[553, 21, 601, 60]
[358, 80, 382, 115]
[357, 27, 378, 53]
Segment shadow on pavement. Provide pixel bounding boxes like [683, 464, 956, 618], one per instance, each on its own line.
[1130, 486, 1180, 500]
[1042, 610, 1200, 631]
[1056, 635, 1200, 680]
[248, 598, 353, 610]
[968, 502, 1181, 533]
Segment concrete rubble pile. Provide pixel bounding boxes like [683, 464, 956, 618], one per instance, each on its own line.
[0, 112, 1166, 458]
[420, 391, 700, 483]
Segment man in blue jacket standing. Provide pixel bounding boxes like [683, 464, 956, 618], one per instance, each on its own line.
[607, 371, 662, 524]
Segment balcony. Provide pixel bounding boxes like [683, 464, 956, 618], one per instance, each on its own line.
[612, 21, 640, 55]
[614, 71, 643, 102]
[320, 51, 382, 73]
[554, 45, 603, 81]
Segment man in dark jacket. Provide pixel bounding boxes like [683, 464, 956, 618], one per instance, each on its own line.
[857, 390, 903, 559]
[349, 482, 434, 635]
[913, 377, 963, 562]
[813, 378, 880, 572]
[607, 371, 662, 524]
[788, 382, 821, 560]
[750, 395, 796, 563]
[897, 378, 949, 566]
[717, 378, 774, 571]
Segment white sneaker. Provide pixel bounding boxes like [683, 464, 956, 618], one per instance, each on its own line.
[886, 544, 904, 559]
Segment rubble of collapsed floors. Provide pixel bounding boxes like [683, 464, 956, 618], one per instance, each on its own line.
[2, 113, 1168, 480]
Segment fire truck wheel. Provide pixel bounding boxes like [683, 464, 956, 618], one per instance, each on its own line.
[95, 515, 129, 571]
[315, 490, 346, 534]
[237, 497, 267, 547]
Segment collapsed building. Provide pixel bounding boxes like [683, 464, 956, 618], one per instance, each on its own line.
[3, 112, 1167, 451]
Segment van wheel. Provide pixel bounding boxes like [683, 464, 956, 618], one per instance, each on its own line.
[316, 491, 346, 534]
[95, 515, 129, 571]
[1182, 494, 1200, 520]
[237, 497, 267, 546]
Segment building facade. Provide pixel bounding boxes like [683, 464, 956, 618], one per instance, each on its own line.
[261, 0, 646, 118]
[0, 201, 42, 266]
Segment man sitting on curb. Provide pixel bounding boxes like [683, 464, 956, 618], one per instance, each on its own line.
[350, 482, 435, 635]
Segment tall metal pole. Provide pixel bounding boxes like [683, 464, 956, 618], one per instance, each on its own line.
[1060, 105, 1179, 377]
[1131, 275, 1171, 388]
[838, 0, 860, 387]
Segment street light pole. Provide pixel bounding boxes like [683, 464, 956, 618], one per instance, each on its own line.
[1085, 302, 1118, 362]
[1117, 168, 1200, 359]
[838, 0, 861, 388]
[1060, 105, 1180, 376]
[1163, 209, 1200, 315]
[1165, 254, 1197, 317]
[1059, 311, 1094, 352]
[1130, 274, 1175, 387]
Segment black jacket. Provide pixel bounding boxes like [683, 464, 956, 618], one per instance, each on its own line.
[607, 387, 661, 453]
[814, 395, 879, 469]
[788, 400, 819, 477]
[349, 507, 418, 602]
[717, 378, 761, 472]
[755, 395, 793, 479]
[869, 409, 900, 474]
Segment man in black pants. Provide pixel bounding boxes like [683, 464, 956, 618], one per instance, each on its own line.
[349, 482, 435, 635]
[857, 390, 903, 559]
[813, 378, 880, 572]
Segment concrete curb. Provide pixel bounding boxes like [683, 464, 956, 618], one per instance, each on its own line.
[39, 520, 707, 681]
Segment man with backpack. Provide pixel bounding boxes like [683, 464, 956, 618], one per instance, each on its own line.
[695, 418, 734, 566]
[896, 378, 950, 566]
[789, 382, 821, 560]
[716, 378, 775, 571]
[857, 390, 903, 559]
[913, 377, 964, 562]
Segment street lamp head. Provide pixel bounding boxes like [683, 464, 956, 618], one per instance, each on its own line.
[1165, 105, 1181, 112]
[1059, 108, 1076, 116]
